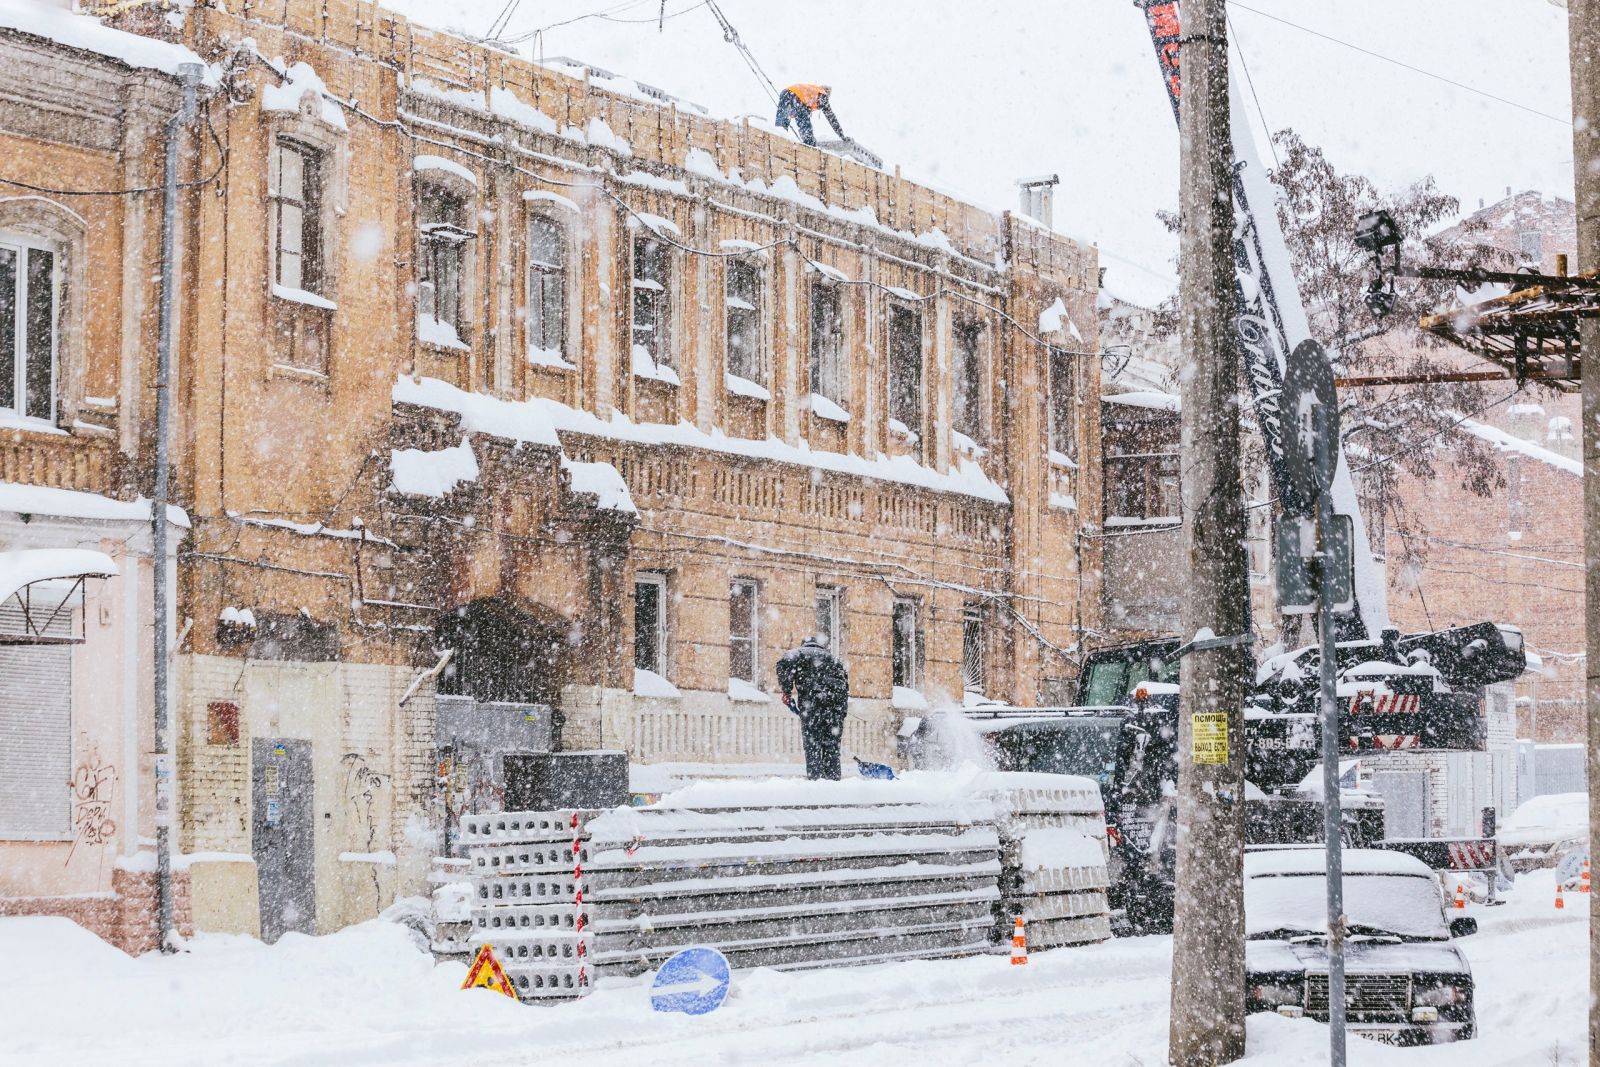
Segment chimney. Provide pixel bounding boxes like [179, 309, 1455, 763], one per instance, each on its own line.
[1016, 174, 1060, 229]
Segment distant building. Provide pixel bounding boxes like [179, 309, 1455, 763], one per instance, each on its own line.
[0, 2, 1106, 942]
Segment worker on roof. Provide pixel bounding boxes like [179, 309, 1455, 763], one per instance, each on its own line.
[774, 83, 845, 148]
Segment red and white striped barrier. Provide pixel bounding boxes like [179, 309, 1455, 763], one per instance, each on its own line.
[571, 812, 588, 989]
[1348, 692, 1421, 715]
[1445, 841, 1497, 871]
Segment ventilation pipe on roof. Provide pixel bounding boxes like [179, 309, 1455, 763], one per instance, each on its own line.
[1017, 174, 1060, 229]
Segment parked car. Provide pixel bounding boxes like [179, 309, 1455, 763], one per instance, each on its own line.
[1245, 848, 1477, 1045]
[1498, 792, 1587, 873]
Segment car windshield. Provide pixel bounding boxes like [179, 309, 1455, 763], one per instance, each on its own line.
[1246, 872, 1448, 941]
[1082, 652, 1178, 705]
[990, 720, 1122, 782]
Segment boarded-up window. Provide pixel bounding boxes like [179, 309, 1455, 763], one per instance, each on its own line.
[953, 320, 985, 441]
[809, 281, 845, 405]
[0, 644, 71, 839]
[527, 215, 565, 357]
[729, 579, 759, 685]
[889, 304, 923, 436]
[725, 260, 763, 384]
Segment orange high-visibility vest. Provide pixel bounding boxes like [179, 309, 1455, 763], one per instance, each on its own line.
[785, 83, 829, 110]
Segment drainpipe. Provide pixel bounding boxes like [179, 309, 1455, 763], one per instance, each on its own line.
[153, 62, 202, 956]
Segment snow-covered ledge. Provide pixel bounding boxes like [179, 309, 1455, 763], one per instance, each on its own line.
[728, 678, 772, 703]
[634, 668, 681, 699]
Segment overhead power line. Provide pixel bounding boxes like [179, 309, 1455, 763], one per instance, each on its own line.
[1228, 2, 1572, 127]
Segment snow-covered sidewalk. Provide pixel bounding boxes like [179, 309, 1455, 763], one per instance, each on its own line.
[1, 868, 1586, 1066]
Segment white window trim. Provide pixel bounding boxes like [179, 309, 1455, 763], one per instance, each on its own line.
[0, 231, 59, 428]
[730, 578, 760, 686]
[634, 572, 668, 676]
[631, 235, 673, 370]
[809, 277, 849, 410]
[816, 585, 844, 659]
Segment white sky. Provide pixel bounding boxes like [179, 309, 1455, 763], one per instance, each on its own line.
[385, 0, 1575, 305]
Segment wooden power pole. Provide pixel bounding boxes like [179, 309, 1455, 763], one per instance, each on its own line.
[1569, 3, 1600, 1065]
[1168, 0, 1251, 1064]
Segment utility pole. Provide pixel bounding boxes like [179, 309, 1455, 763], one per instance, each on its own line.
[153, 62, 202, 955]
[1568, 2, 1600, 1063]
[1168, 0, 1251, 1063]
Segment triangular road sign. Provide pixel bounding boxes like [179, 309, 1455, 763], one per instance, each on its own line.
[461, 943, 518, 1000]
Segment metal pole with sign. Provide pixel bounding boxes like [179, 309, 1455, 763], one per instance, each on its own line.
[1276, 339, 1348, 1067]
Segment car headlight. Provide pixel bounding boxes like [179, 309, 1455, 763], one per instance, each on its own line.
[1413, 976, 1469, 1007]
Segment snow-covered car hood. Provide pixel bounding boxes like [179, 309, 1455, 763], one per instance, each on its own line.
[1247, 937, 1470, 976]
[1498, 826, 1585, 851]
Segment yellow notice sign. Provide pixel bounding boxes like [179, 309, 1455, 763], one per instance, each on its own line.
[1192, 712, 1230, 765]
[462, 943, 518, 1000]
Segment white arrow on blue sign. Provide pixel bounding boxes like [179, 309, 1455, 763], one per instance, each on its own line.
[650, 947, 731, 1016]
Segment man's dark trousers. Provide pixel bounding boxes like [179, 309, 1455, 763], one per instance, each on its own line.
[800, 711, 844, 780]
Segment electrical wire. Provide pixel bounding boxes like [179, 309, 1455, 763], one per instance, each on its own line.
[483, 0, 522, 41]
[1227, 12, 1281, 171]
[0, 101, 228, 197]
[1228, 2, 1571, 128]
[496, 0, 654, 45]
[706, 0, 779, 104]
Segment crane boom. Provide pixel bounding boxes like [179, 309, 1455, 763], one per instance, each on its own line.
[1136, 0, 1390, 640]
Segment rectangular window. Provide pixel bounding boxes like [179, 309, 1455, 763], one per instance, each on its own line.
[632, 236, 671, 367]
[725, 260, 763, 385]
[891, 597, 920, 689]
[1048, 348, 1076, 459]
[815, 586, 843, 657]
[634, 573, 667, 676]
[729, 579, 759, 685]
[0, 239, 56, 423]
[953, 320, 985, 441]
[962, 602, 986, 695]
[272, 140, 323, 293]
[1106, 452, 1181, 519]
[419, 184, 473, 339]
[889, 304, 923, 436]
[809, 280, 845, 404]
[0, 645, 71, 838]
[1519, 231, 1542, 261]
[527, 215, 565, 357]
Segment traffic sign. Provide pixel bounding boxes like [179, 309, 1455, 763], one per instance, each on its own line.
[1279, 339, 1341, 515]
[1275, 513, 1355, 615]
[650, 947, 731, 1015]
[461, 943, 518, 1000]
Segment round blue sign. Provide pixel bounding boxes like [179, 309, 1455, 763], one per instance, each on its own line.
[650, 947, 731, 1016]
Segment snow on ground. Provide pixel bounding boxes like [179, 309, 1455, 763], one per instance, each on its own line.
[0, 867, 1586, 1066]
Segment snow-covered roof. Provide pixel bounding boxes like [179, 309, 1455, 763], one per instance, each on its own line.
[0, 481, 189, 528]
[1103, 390, 1180, 413]
[0, 548, 117, 606]
[1457, 416, 1581, 477]
[0, 0, 217, 84]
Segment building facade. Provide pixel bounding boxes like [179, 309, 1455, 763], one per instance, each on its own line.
[0, 1, 1106, 943]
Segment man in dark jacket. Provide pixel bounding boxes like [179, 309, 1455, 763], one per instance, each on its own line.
[776, 635, 850, 780]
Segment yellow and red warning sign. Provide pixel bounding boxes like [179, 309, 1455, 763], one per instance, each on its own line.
[461, 943, 518, 1000]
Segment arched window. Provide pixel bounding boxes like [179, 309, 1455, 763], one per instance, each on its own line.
[0, 197, 86, 430]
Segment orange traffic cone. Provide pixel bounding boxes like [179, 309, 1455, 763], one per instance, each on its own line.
[1010, 915, 1028, 966]
[1556, 881, 1566, 910]
[1582, 859, 1592, 895]
[1453, 884, 1466, 909]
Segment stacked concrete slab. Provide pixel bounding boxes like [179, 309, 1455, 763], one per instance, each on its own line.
[445, 772, 1109, 1002]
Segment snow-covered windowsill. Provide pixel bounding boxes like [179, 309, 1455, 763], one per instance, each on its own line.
[417, 314, 469, 352]
[528, 346, 575, 371]
[633, 668, 681, 699]
[1047, 449, 1077, 470]
[809, 393, 850, 423]
[891, 686, 929, 711]
[632, 345, 681, 386]
[728, 678, 771, 704]
[725, 373, 771, 401]
[272, 283, 337, 311]
[0, 412, 67, 437]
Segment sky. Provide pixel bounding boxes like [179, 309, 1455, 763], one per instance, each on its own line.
[383, 0, 1575, 306]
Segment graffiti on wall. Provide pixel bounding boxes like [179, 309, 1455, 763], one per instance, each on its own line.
[67, 752, 117, 864]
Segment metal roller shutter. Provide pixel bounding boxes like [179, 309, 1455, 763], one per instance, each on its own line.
[0, 642, 72, 839]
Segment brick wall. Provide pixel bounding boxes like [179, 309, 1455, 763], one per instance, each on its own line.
[0, 867, 193, 955]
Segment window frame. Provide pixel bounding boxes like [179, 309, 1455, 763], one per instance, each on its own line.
[632, 235, 673, 370]
[888, 302, 924, 439]
[809, 277, 847, 407]
[1047, 347, 1077, 460]
[724, 258, 764, 386]
[891, 596, 921, 689]
[416, 177, 477, 346]
[270, 138, 325, 295]
[961, 601, 986, 696]
[815, 585, 844, 659]
[952, 318, 986, 442]
[0, 233, 58, 425]
[729, 577, 760, 686]
[526, 212, 568, 360]
[633, 572, 669, 677]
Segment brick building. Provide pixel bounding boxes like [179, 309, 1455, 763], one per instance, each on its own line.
[0, 1, 1104, 943]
